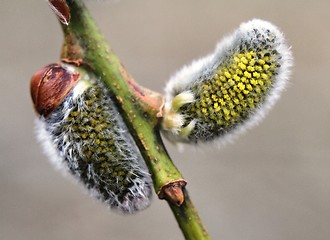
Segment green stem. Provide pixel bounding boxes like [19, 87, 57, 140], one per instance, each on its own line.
[170, 190, 211, 240]
[62, 0, 183, 200]
[50, 0, 211, 239]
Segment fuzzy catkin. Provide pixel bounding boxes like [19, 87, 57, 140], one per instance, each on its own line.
[162, 19, 293, 144]
[36, 78, 153, 214]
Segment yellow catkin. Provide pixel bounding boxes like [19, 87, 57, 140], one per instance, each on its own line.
[189, 50, 276, 128]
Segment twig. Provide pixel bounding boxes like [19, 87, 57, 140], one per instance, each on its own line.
[48, 0, 211, 239]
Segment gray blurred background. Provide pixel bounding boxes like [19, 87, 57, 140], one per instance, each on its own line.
[1, 1, 330, 239]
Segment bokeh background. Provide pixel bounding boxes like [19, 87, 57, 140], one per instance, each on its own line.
[1, 1, 330, 239]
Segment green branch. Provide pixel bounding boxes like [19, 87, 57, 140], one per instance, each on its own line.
[48, 0, 211, 239]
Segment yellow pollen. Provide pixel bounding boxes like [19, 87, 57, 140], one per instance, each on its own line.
[233, 75, 240, 81]
[250, 79, 257, 85]
[261, 74, 269, 80]
[224, 71, 231, 78]
[238, 62, 246, 70]
[219, 99, 226, 106]
[228, 79, 235, 86]
[237, 82, 245, 91]
[223, 108, 230, 116]
[255, 66, 263, 72]
[263, 64, 270, 70]
[253, 72, 260, 78]
[244, 71, 252, 78]
[241, 57, 248, 65]
[228, 102, 235, 109]
[247, 66, 255, 72]
[236, 69, 243, 75]
[258, 59, 265, 65]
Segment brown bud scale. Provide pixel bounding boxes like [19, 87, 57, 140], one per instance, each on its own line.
[47, 0, 71, 25]
[30, 63, 80, 117]
[158, 179, 187, 206]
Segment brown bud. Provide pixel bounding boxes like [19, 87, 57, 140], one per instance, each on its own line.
[30, 63, 80, 117]
[47, 0, 71, 25]
[158, 180, 187, 207]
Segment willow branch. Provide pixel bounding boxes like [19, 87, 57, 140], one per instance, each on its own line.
[48, 0, 211, 239]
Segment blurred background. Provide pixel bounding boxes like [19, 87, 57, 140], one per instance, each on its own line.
[1, 1, 330, 239]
